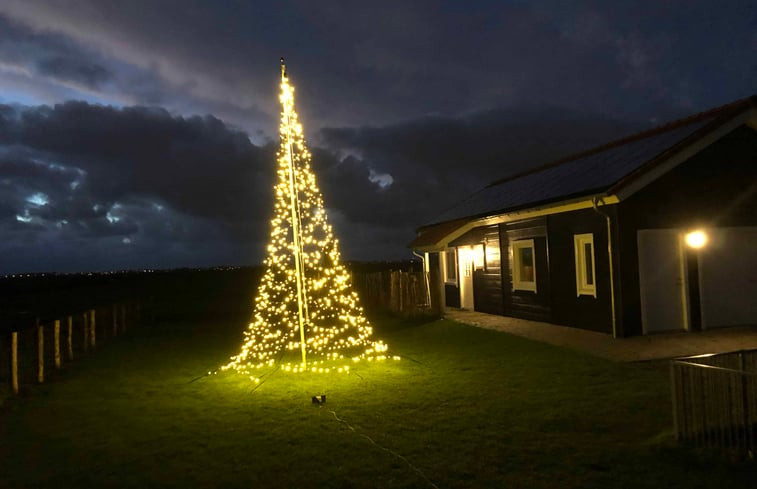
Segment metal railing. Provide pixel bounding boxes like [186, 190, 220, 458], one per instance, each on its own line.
[670, 350, 757, 454]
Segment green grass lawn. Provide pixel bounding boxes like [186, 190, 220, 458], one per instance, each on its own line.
[1, 316, 754, 488]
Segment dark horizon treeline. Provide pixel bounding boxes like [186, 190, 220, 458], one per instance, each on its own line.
[0, 260, 422, 332]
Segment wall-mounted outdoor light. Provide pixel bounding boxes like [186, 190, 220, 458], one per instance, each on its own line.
[684, 230, 708, 249]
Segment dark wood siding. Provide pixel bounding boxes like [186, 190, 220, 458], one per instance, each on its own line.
[546, 208, 616, 334]
[501, 218, 551, 321]
[444, 284, 460, 308]
[617, 125, 757, 336]
[473, 227, 504, 314]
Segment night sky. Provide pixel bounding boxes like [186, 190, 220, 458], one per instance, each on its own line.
[1, 1, 755, 274]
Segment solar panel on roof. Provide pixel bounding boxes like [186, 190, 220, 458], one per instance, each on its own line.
[428, 117, 714, 225]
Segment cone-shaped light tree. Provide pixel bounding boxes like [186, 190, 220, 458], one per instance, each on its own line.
[223, 59, 393, 380]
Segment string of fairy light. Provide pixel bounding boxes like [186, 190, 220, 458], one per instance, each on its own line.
[221, 59, 397, 382]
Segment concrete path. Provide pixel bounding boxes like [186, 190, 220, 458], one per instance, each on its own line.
[444, 308, 757, 362]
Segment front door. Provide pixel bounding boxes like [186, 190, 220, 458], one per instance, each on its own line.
[473, 230, 504, 315]
[638, 229, 689, 333]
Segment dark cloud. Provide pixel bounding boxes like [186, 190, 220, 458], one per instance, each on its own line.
[317, 106, 641, 229]
[0, 102, 276, 272]
[0, 101, 273, 221]
[0, 99, 644, 272]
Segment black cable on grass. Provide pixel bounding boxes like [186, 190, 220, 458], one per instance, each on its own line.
[246, 367, 277, 395]
[395, 353, 427, 366]
[187, 355, 242, 384]
[244, 348, 286, 396]
[187, 373, 210, 384]
[327, 408, 440, 489]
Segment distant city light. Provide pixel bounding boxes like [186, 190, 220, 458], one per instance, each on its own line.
[684, 230, 708, 249]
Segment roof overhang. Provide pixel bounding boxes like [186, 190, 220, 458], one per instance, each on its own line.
[412, 193, 619, 252]
[612, 107, 757, 200]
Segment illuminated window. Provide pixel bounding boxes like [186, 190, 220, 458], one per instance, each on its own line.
[484, 239, 500, 271]
[444, 249, 457, 284]
[574, 233, 596, 297]
[512, 239, 536, 292]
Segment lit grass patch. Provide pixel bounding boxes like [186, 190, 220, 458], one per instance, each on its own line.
[0, 317, 755, 488]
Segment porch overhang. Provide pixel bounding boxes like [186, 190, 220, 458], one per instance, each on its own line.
[410, 193, 620, 253]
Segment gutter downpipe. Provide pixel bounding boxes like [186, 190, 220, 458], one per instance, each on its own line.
[592, 196, 618, 338]
[412, 250, 432, 308]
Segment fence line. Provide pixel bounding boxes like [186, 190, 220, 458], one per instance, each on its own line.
[671, 350, 757, 454]
[351, 270, 434, 316]
[1, 302, 139, 398]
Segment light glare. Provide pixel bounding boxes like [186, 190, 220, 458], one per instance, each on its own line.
[685, 230, 707, 249]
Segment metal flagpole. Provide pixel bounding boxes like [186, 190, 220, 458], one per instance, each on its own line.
[281, 58, 309, 366]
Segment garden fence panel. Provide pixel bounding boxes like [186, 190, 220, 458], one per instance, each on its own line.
[671, 350, 757, 455]
[351, 270, 432, 317]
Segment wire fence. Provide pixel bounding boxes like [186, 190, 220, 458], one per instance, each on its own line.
[670, 350, 757, 455]
[0, 302, 140, 399]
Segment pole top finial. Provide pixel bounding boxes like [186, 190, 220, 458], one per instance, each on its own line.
[280, 57, 286, 78]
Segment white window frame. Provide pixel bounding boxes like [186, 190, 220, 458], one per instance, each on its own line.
[443, 248, 458, 285]
[512, 239, 537, 292]
[574, 233, 597, 297]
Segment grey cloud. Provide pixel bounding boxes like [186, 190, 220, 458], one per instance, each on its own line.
[2, 0, 754, 131]
[36, 56, 111, 88]
[0, 14, 113, 89]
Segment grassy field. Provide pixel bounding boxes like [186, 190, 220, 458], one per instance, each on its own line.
[1, 315, 754, 488]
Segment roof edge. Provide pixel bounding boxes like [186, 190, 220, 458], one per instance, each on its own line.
[485, 95, 757, 189]
[410, 193, 619, 251]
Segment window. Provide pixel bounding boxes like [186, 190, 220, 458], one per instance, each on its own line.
[443, 249, 457, 284]
[512, 239, 536, 292]
[574, 233, 596, 297]
[484, 239, 501, 271]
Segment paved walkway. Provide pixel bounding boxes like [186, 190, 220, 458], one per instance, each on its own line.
[444, 308, 757, 362]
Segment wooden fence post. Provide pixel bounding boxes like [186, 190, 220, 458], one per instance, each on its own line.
[67, 316, 73, 360]
[121, 304, 127, 333]
[389, 271, 397, 312]
[37, 323, 44, 383]
[83, 312, 89, 353]
[90, 309, 96, 348]
[399, 271, 405, 313]
[10, 331, 19, 394]
[54, 319, 61, 368]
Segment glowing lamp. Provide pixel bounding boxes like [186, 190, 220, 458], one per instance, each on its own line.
[684, 230, 708, 249]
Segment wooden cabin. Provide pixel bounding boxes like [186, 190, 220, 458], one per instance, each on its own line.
[411, 96, 757, 337]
